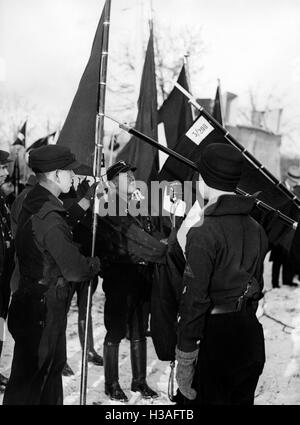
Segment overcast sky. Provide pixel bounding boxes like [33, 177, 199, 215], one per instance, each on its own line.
[1, 0, 300, 152]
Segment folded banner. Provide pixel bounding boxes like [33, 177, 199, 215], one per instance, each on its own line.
[117, 28, 158, 185]
[96, 214, 167, 266]
[57, 5, 106, 167]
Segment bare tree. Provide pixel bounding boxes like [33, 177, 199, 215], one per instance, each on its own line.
[107, 21, 206, 120]
[153, 23, 206, 104]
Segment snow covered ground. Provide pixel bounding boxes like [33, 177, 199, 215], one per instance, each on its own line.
[1, 255, 300, 405]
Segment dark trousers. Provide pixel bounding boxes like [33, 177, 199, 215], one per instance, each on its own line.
[67, 278, 98, 352]
[102, 264, 153, 344]
[3, 284, 69, 405]
[177, 309, 265, 406]
[197, 310, 265, 405]
[70, 278, 98, 322]
[271, 259, 281, 288]
[272, 258, 298, 287]
[270, 246, 299, 287]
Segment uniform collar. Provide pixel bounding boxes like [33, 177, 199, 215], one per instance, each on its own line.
[25, 184, 66, 219]
[204, 194, 256, 217]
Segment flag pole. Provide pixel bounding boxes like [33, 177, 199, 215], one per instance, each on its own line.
[174, 82, 300, 209]
[79, 0, 111, 406]
[108, 132, 114, 167]
[105, 114, 297, 230]
[14, 151, 20, 197]
[183, 52, 196, 121]
[216, 78, 224, 125]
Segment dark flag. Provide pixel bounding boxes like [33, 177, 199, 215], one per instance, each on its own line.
[57, 2, 107, 167]
[158, 65, 193, 150]
[158, 79, 204, 184]
[26, 132, 56, 152]
[158, 115, 201, 184]
[157, 65, 195, 232]
[151, 67, 195, 360]
[159, 81, 222, 183]
[116, 28, 158, 184]
[13, 121, 27, 147]
[212, 82, 223, 125]
[161, 107, 300, 249]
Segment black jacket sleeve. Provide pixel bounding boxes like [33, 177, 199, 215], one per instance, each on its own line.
[43, 221, 100, 283]
[177, 227, 215, 352]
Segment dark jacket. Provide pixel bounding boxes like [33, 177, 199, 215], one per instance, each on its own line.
[151, 228, 186, 360]
[96, 195, 167, 268]
[10, 179, 94, 293]
[16, 184, 99, 286]
[10, 175, 37, 238]
[0, 191, 14, 318]
[177, 194, 268, 352]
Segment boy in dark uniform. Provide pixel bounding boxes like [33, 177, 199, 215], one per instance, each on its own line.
[3, 145, 100, 405]
[176, 144, 268, 405]
[96, 161, 166, 402]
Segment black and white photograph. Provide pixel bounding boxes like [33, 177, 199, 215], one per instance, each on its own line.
[0, 0, 300, 414]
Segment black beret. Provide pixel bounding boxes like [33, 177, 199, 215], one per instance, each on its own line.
[195, 143, 244, 191]
[29, 145, 80, 173]
[106, 160, 136, 181]
[0, 150, 13, 165]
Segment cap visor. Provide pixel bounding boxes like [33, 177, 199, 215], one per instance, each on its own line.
[121, 165, 136, 174]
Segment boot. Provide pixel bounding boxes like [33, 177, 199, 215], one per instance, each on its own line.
[78, 317, 103, 366]
[271, 260, 281, 288]
[130, 338, 158, 399]
[104, 342, 128, 402]
[282, 262, 298, 287]
[62, 362, 74, 376]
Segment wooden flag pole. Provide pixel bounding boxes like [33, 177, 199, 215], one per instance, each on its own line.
[108, 132, 115, 167]
[80, 0, 111, 406]
[14, 151, 20, 197]
[183, 52, 197, 121]
[216, 78, 224, 126]
[174, 82, 300, 209]
[105, 114, 297, 230]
